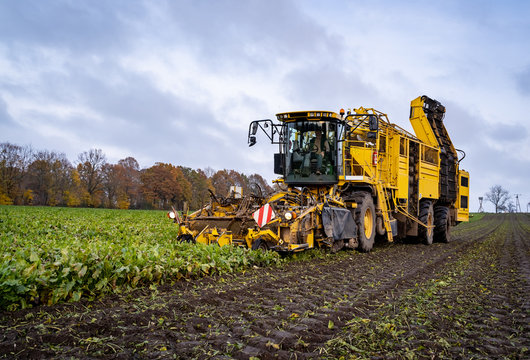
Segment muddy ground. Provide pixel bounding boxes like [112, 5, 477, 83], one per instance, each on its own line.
[1, 214, 529, 359]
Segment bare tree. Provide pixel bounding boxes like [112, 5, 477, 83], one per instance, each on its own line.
[203, 166, 216, 178]
[485, 185, 510, 213]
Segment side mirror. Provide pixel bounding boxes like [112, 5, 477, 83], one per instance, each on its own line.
[249, 136, 257, 147]
[250, 122, 258, 135]
[367, 131, 377, 139]
[368, 115, 379, 131]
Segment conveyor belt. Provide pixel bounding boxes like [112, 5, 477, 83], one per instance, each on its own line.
[421, 96, 458, 204]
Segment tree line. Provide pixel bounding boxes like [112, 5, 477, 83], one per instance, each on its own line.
[0, 142, 273, 210]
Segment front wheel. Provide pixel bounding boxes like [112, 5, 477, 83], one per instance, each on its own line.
[178, 234, 195, 243]
[251, 238, 269, 251]
[355, 194, 376, 252]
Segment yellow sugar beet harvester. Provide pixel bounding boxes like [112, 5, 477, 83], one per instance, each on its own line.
[171, 95, 469, 252]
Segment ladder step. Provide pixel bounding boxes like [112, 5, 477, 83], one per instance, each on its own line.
[376, 182, 394, 242]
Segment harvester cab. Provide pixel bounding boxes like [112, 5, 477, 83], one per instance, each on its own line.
[249, 112, 343, 186]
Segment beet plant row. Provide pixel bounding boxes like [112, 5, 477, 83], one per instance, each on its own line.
[0, 206, 281, 310]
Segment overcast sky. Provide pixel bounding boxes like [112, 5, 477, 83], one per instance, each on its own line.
[1, 0, 530, 212]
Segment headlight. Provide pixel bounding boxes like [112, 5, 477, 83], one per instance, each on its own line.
[168, 211, 176, 219]
[284, 211, 297, 221]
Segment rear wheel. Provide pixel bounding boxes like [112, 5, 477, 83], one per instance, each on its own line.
[418, 200, 434, 245]
[355, 194, 376, 252]
[434, 206, 451, 243]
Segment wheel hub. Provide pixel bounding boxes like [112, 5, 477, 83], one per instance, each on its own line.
[364, 208, 373, 238]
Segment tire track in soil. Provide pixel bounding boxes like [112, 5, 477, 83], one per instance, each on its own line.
[425, 214, 529, 358]
[118, 218, 498, 359]
[468, 214, 530, 356]
[322, 214, 530, 359]
[0, 216, 508, 359]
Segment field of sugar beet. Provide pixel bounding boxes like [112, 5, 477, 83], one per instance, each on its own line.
[1, 208, 529, 359]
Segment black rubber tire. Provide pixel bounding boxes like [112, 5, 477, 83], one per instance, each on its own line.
[434, 205, 451, 243]
[418, 200, 434, 245]
[355, 194, 376, 252]
[178, 234, 195, 243]
[251, 238, 269, 251]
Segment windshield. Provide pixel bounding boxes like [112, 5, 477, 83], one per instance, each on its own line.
[285, 120, 338, 184]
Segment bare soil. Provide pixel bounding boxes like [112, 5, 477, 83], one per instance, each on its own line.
[1, 214, 529, 359]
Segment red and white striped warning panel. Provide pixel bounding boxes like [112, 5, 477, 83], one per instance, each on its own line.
[253, 203, 276, 227]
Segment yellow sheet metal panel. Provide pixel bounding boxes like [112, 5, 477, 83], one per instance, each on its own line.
[418, 144, 440, 200]
[217, 234, 232, 247]
[457, 170, 470, 222]
[396, 137, 409, 199]
[349, 146, 374, 177]
[418, 162, 440, 200]
[397, 157, 409, 199]
[409, 96, 439, 148]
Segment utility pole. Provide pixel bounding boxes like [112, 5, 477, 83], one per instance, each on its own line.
[515, 194, 522, 213]
[478, 197, 484, 213]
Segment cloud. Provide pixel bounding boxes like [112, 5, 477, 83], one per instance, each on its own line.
[15, 61, 243, 169]
[516, 67, 530, 96]
[0, 0, 145, 53]
[156, 0, 341, 70]
[283, 64, 379, 110]
[0, 96, 12, 124]
[440, 99, 530, 211]
[486, 123, 528, 143]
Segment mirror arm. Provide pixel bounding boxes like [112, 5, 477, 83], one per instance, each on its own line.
[247, 119, 285, 145]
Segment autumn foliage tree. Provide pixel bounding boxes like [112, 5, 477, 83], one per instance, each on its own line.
[210, 169, 252, 197]
[1, 142, 273, 210]
[0, 142, 32, 204]
[141, 163, 192, 209]
[100, 157, 142, 209]
[77, 149, 106, 207]
[210, 169, 233, 197]
[210, 169, 273, 198]
[101, 163, 120, 208]
[26, 151, 74, 206]
[248, 173, 273, 197]
[117, 157, 141, 208]
[179, 167, 212, 210]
